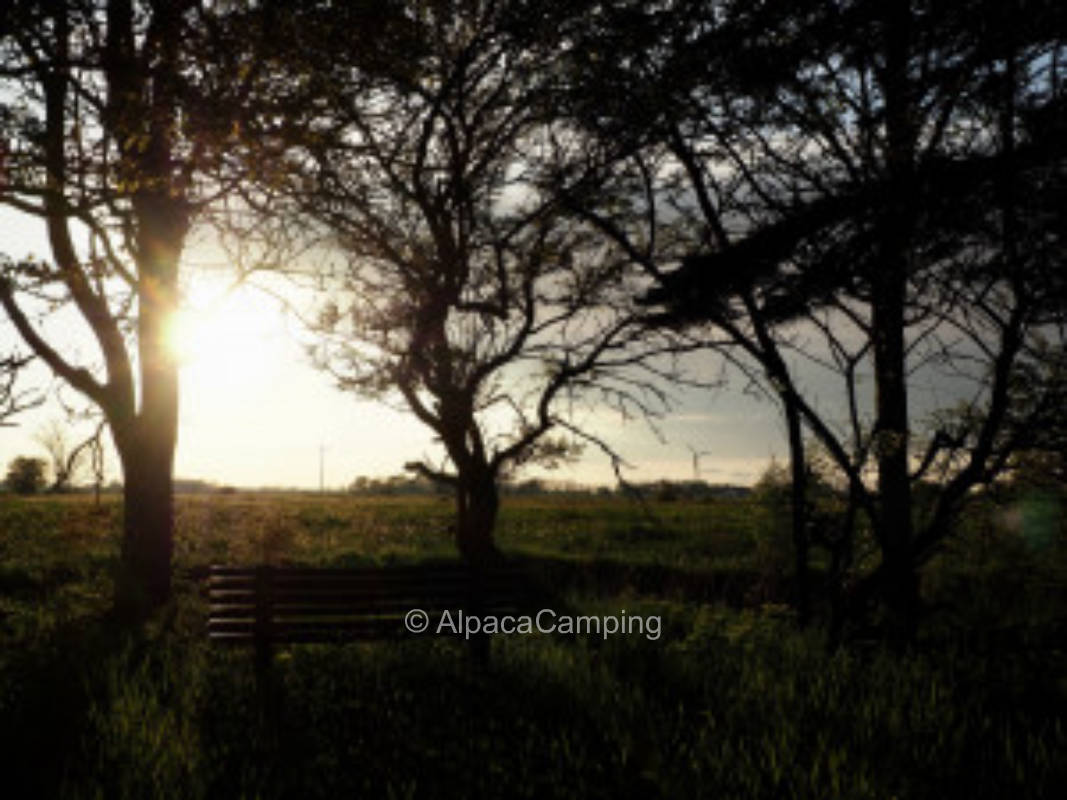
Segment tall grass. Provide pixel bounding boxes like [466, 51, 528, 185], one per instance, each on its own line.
[0, 492, 1064, 797]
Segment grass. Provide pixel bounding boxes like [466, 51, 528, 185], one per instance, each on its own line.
[1, 491, 1065, 798]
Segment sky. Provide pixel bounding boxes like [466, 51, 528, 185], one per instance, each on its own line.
[1, 208, 788, 490]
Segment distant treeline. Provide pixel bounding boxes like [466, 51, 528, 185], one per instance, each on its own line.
[4, 474, 754, 498]
[348, 474, 751, 499]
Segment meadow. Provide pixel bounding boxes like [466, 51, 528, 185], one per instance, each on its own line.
[0, 490, 1064, 798]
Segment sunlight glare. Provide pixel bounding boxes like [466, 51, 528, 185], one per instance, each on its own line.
[168, 283, 286, 386]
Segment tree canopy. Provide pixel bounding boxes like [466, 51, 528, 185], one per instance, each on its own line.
[549, 0, 1067, 638]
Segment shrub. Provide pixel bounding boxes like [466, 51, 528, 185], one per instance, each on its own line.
[749, 460, 794, 576]
[5, 456, 47, 495]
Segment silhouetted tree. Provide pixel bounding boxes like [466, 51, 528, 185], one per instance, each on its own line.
[553, 0, 1067, 641]
[543, 0, 842, 625]
[34, 417, 105, 493]
[0, 0, 272, 617]
[263, 1, 671, 561]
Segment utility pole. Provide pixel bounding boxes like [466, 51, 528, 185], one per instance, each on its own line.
[687, 444, 711, 481]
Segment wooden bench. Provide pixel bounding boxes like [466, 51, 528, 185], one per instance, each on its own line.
[207, 561, 542, 664]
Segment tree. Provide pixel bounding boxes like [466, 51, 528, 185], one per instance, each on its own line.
[34, 416, 105, 492]
[264, 1, 669, 561]
[5, 455, 46, 494]
[35, 419, 77, 492]
[0, 1, 269, 616]
[0, 353, 42, 426]
[681, 0, 1065, 643]
[542, 0, 842, 625]
[553, 0, 1067, 640]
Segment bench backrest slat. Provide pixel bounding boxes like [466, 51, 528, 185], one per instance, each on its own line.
[207, 562, 537, 646]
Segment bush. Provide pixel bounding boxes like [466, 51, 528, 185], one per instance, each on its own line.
[5, 456, 47, 494]
[749, 460, 794, 575]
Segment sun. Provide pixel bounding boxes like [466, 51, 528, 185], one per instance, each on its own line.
[166, 282, 288, 386]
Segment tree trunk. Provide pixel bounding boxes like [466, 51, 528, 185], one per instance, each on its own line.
[113, 189, 183, 620]
[109, 276, 179, 621]
[872, 263, 916, 644]
[114, 429, 176, 618]
[453, 464, 499, 666]
[746, 292, 811, 628]
[875, 0, 918, 645]
[455, 466, 500, 564]
[784, 394, 811, 627]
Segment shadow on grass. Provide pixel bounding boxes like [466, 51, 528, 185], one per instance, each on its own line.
[0, 609, 136, 797]
[206, 637, 669, 800]
[512, 551, 795, 608]
[0, 562, 105, 600]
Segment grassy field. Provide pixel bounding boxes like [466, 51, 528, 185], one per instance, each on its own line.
[0, 491, 1065, 798]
